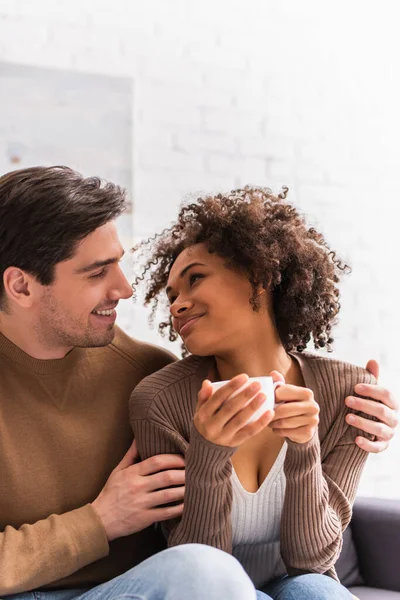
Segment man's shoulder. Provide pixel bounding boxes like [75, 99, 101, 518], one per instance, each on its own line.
[107, 326, 178, 378]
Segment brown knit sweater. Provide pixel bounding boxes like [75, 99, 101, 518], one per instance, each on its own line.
[0, 327, 175, 595]
[130, 351, 376, 582]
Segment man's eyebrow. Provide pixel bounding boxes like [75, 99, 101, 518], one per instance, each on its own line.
[74, 250, 125, 274]
[166, 262, 206, 296]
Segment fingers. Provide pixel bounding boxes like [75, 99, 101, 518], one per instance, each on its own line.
[346, 413, 394, 440]
[136, 453, 185, 477]
[232, 410, 275, 446]
[271, 415, 317, 430]
[195, 389, 265, 444]
[200, 374, 249, 418]
[144, 467, 185, 492]
[272, 399, 319, 421]
[113, 440, 139, 472]
[195, 381, 274, 446]
[365, 359, 379, 380]
[274, 384, 315, 404]
[355, 436, 389, 454]
[353, 384, 398, 411]
[224, 395, 273, 435]
[150, 503, 184, 522]
[200, 379, 260, 426]
[345, 396, 399, 428]
[271, 426, 316, 441]
[270, 370, 285, 384]
[197, 379, 213, 408]
[149, 485, 185, 508]
[266, 385, 319, 444]
[217, 383, 263, 423]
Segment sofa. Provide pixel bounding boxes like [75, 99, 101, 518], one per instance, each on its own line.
[336, 497, 400, 599]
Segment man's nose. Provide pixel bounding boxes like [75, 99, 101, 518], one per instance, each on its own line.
[109, 268, 133, 300]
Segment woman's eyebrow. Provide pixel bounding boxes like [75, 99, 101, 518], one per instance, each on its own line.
[166, 262, 206, 296]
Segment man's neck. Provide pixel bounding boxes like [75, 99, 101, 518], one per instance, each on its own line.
[0, 316, 72, 360]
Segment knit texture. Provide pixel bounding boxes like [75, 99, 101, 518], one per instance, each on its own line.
[0, 327, 175, 595]
[130, 351, 376, 582]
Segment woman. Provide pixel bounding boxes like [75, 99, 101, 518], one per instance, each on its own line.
[129, 186, 386, 599]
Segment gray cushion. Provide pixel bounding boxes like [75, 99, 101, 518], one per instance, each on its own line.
[351, 497, 400, 592]
[336, 526, 364, 587]
[349, 586, 400, 600]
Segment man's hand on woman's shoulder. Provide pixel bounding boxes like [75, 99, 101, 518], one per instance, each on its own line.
[345, 359, 399, 453]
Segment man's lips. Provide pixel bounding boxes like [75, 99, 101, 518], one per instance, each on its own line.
[178, 314, 205, 337]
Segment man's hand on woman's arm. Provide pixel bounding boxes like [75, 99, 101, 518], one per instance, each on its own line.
[92, 440, 185, 541]
[345, 359, 399, 453]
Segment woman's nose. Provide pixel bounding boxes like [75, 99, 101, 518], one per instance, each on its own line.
[170, 297, 192, 317]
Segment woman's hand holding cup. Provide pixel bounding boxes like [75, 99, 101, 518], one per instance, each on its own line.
[194, 374, 275, 447]
[269, 371, 320, 444]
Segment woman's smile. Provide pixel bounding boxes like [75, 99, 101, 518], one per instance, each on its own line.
[177, 314, 205, 338]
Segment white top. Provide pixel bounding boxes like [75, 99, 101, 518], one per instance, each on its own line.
[231, 442, 288, 588]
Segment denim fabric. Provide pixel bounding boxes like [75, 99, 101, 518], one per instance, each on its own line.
[256, 573, 353, 600]
[6, 544, 256, 600]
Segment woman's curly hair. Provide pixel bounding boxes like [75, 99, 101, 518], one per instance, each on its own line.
[132, 185, 350, 354]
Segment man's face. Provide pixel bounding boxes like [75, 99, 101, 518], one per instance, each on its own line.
[34, 221, 133, 351]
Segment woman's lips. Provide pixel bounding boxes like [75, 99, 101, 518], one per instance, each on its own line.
[179, 315, 203, 337]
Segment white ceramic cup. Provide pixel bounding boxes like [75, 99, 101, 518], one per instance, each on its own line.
[210, 376, 281, 423]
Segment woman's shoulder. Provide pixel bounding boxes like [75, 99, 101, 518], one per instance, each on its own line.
[134, 353, 206, 392]
[293, 351, 377, 401]
[129, 354, 209, 425]
[294, 351, 378, 445]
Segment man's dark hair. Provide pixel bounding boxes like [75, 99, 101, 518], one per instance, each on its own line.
[0, 165, 127, 309]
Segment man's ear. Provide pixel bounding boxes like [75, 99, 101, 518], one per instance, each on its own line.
[3, 267, 37, 308]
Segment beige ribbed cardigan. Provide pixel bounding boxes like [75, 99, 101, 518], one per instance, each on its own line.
[130, 351, 376, 581]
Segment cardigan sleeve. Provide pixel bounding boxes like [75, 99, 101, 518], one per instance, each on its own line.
[131, 417, 235, 551]
[280, 364, 377, 578]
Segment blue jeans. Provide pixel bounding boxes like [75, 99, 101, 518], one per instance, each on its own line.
[256, 573, 353, 599]
[6, 544, 256, 600]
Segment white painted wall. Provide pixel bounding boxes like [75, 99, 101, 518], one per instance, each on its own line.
[0, 0, 399, 497]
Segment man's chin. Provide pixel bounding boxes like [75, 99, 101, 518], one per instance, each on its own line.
[92, 327, 116, 347]
[76, 325, 116, 348]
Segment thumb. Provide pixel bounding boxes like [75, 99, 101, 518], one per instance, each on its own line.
[365, 359, 379, 381]
[198, 379, 214, 408]
[113, 439, 139, 473]
[270, 370, 285, 385]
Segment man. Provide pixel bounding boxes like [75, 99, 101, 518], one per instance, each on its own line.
[0, 166, 397, 599]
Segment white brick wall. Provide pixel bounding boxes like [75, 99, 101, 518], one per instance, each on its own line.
[0, 0, 399, 498]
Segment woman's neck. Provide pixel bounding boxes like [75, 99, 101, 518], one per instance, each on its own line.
[210, 301, 304, 385]
[212, 319, 301, 384]
[214, 344, 292, 380]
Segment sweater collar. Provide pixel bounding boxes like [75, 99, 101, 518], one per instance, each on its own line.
[0, 331, 84, 374]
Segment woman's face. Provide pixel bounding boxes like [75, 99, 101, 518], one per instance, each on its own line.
[166, 243, 268, 356]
